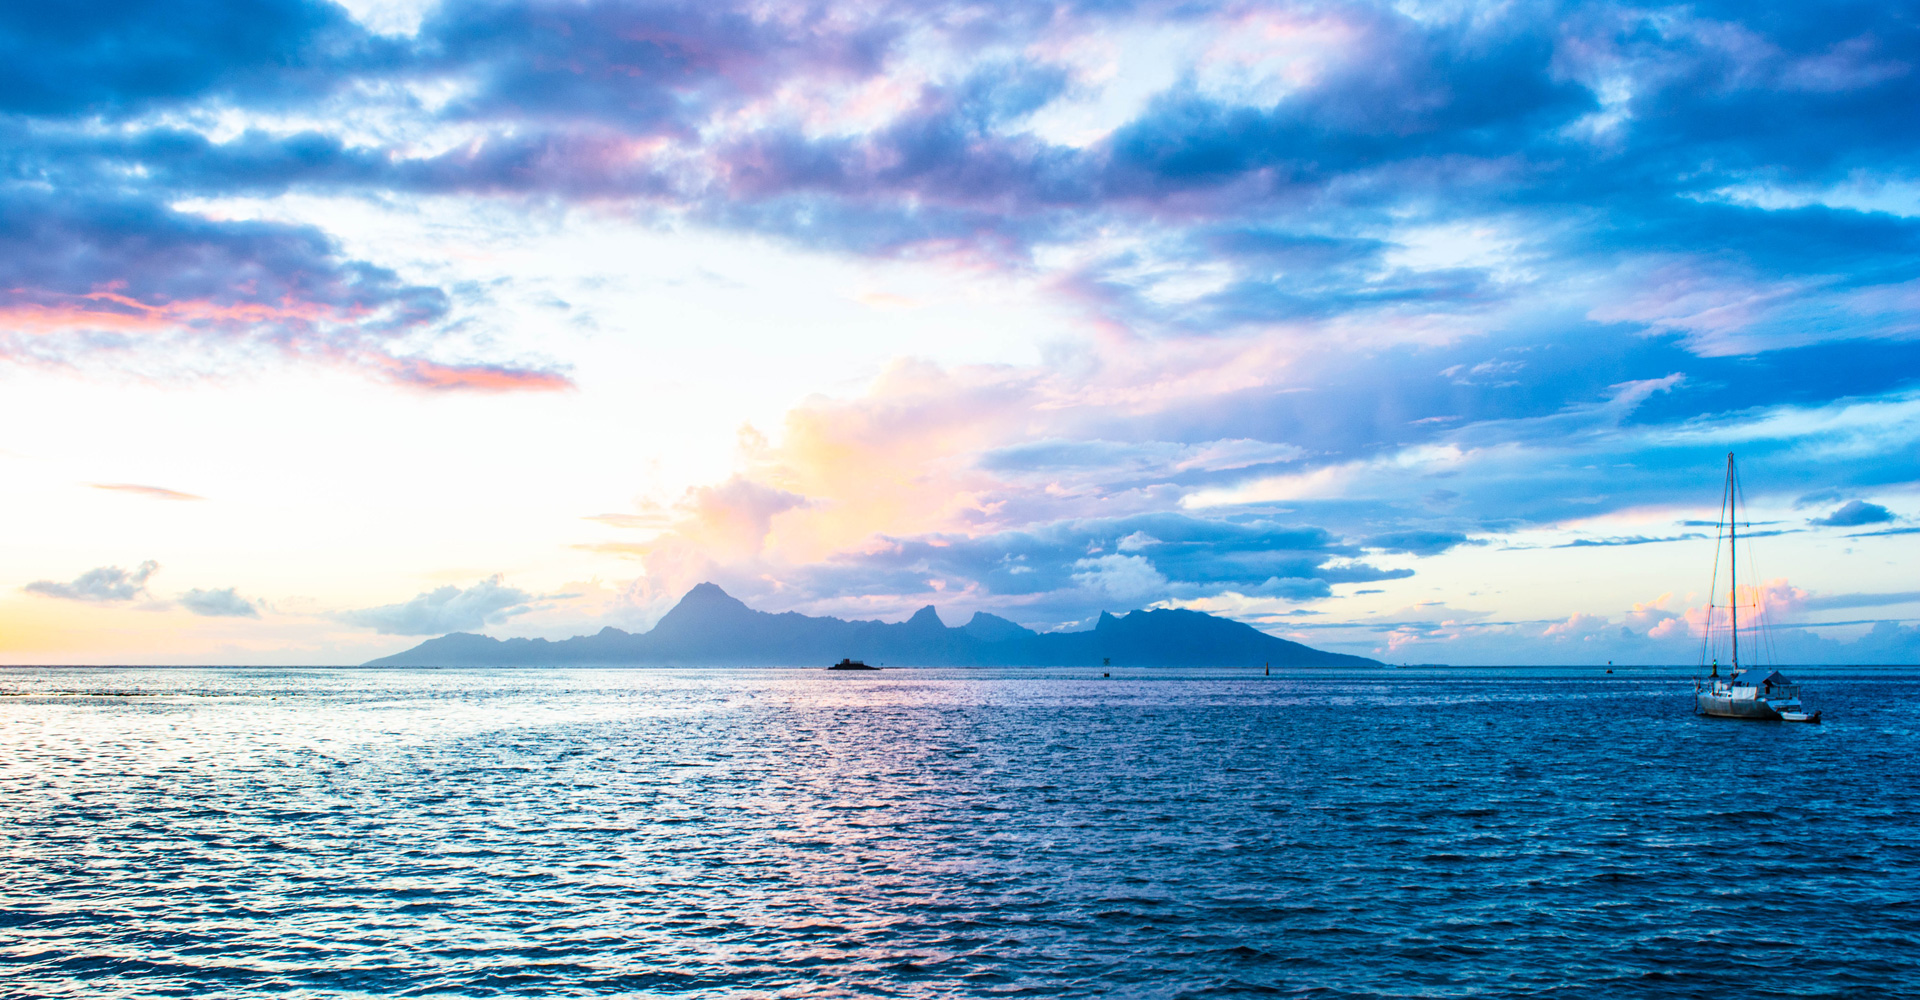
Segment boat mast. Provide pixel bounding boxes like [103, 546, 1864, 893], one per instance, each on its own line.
[1727, 452, 1738, 672]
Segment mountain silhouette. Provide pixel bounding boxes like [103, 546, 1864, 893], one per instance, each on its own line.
[363, 582, 1381, 667]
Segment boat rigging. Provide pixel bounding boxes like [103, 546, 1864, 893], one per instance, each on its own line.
[1694, 453, 1821, 723]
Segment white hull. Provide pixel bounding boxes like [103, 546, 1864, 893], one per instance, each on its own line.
[1689, 455, 1822, 723]
[1696, 683, 1820, 723]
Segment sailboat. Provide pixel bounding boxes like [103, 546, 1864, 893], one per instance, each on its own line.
[1694, 453, 1822, 723]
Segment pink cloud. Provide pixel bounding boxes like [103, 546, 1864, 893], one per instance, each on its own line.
[0, 288, 361, 336]
[1543, 611, 1612, 638]
[87, 483, 206, 501]
[369, 355, 575, 393]
[1658, 577, 1806, 641]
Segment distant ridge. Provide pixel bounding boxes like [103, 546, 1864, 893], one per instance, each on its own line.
[363, 582, 1382, 668]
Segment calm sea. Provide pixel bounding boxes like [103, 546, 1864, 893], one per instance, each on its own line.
[2, 666, 1915, 998]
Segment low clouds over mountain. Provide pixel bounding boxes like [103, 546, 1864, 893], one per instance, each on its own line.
[340, 576, 535, 635]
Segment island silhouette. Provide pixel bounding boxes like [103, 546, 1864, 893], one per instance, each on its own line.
[364, 582, 1380, 668]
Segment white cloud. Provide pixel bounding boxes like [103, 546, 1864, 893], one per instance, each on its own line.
[25, 561, 159, 602]
[180, 587, 261, 618]
[339, 575, 534, 635]
[1071, 554, 1169, 602]
[1543, 611, 1616, 639]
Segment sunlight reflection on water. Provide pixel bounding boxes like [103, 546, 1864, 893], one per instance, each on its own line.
[2, 666, 1915, 998]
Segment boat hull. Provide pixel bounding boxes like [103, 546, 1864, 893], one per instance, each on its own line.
[1696, 691, 1821, 723]
[1697, 692, 1779, 720]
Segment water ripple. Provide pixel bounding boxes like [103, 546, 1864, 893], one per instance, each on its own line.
[1, 666, 1915, 998]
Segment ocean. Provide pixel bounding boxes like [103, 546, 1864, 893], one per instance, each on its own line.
[2, 665, 1915, 998]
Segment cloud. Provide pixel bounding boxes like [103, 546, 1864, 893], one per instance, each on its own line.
[1292, 574, 1920, 665]
[1543, 612, 1615, 639]
[371, 356, 573, 393]
[1809, 500, 1896, 526]
[0, 191, 480, 384]
[1363, 530, 1480, 557]
[88, 483, 205, 501]
[7, 0, 1920, 409]
[416, 0, 877, 134]
[1554, 533, 1706, 548]
[618, 478, 1411, 627]
[9, 0, 1920, 650]
[0, 195, 436, 323]
[25, 560, 159, 602]
[1625, 592, 1684, 637]
[574, 320, 1915, 632]
[1797, 590, 1920, 612]
[179, 587, 261, 618]
[1071, 554, 1169, 602]
[584, 510, 674, 530]
[0, 0, 380, 117]
[1357, 605, 1920, 667]
[339, 575, 535, 635]
[980, 437, 1307, 480]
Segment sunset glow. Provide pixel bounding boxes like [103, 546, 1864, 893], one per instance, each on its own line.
[3, 0, 1917, 664]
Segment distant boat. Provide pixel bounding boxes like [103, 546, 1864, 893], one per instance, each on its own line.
[1693, 453, 1821, 723]
[828, 658, 879, 671]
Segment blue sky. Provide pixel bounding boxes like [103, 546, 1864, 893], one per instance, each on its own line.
[3, 0, 1917, 664]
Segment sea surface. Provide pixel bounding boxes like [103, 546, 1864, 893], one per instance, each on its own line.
[1, 665, 1915, 999]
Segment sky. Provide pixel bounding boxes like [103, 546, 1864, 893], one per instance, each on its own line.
[3, 0, 1918, 666]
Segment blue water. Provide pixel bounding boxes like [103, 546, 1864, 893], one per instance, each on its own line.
[2, 666, 1915, 998]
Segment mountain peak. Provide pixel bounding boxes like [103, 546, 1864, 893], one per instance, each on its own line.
[961, 611, 1030, 643]
[682, 581, 739, 603]
[651, 582, 755, 635]
[905, 605, 946, 630]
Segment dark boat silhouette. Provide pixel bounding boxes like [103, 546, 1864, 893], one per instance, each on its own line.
[828, 658, 879, 671]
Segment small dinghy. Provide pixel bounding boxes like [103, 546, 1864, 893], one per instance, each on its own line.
[1692, 453, 1822, 723]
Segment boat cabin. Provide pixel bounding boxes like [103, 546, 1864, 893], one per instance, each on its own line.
[1724, 667, 1797, 698]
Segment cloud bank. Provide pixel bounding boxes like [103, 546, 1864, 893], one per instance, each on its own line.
[9, 1, 1918, 376]
[340, 575, 535, 635]
[8, 0, 1919, 658]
